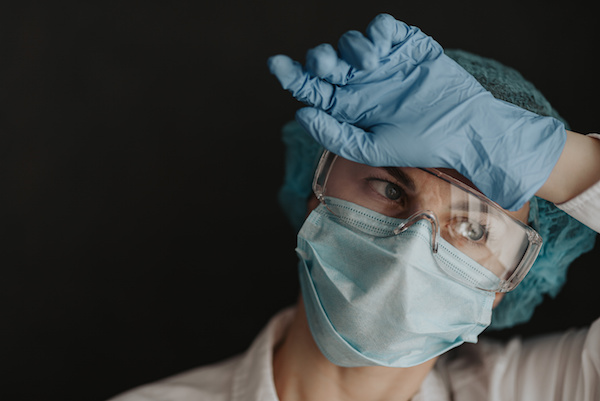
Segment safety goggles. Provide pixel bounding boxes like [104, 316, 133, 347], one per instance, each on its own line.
[312, 151, 542, 292]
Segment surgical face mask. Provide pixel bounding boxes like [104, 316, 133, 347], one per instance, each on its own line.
[297, 198, 497, 368]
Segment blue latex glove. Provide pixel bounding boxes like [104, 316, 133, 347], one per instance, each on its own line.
[268, 14, 566, 211]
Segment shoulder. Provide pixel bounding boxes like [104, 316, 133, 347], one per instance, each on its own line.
[106, 307, 296, 401]
[107, 355, 242, 401]
[437, 316, 600, 400]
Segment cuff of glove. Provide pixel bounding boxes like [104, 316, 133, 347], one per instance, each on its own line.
[555, 133, 600, 233]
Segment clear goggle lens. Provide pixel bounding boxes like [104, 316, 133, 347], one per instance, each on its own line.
[312, 151, 542, 292]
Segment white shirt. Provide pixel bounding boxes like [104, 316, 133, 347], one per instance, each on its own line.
[109, 143, 600, 401]
[108, 307, 600, 401]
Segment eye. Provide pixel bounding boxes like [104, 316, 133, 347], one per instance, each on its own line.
[368, 179, 406, 202]
[450, 218, 488, 243]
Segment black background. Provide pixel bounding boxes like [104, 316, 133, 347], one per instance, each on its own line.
[1, 1, 598, 400]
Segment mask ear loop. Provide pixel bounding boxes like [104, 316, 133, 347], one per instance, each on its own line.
[394, 210, 440, 253]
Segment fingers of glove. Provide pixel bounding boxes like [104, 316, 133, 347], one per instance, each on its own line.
[337, 30, 379, 71]
[295, 107, 379, 165]
[366, 14, 412, 56]
[305, 43, 353, 85]
[268, 54, 335, 109]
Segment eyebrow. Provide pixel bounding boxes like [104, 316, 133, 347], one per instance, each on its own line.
[383, 167, 417, 192]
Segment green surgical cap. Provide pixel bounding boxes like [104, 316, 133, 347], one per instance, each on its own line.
[278, 49, 597, 330]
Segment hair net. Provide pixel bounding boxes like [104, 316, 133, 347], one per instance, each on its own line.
[278, 49, 597, 330]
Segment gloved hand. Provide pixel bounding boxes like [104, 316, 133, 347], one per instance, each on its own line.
[268, 13, 566, 211]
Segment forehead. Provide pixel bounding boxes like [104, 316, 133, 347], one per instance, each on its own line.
[330, 157, 530, 224]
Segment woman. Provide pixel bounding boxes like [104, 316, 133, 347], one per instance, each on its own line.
[109, 14, 599, 401]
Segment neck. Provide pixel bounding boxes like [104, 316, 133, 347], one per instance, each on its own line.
[273, 298, 437, 401]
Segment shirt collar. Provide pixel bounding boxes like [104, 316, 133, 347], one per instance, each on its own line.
[231, 308, 295, 401]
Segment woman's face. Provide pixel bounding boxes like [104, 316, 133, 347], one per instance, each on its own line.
[307, 156, 531, 307]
